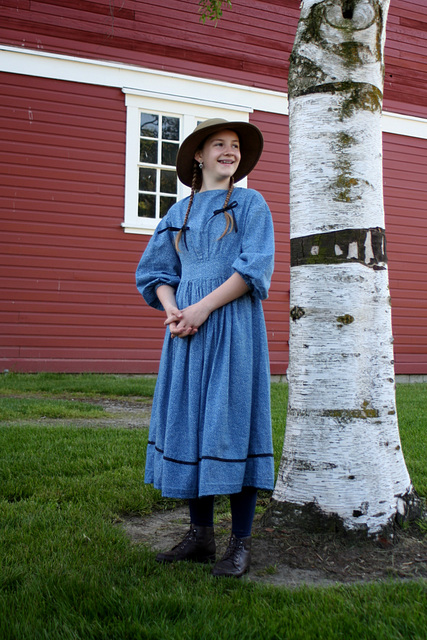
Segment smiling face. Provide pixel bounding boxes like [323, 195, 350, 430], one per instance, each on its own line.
[194, 129, 241, 191]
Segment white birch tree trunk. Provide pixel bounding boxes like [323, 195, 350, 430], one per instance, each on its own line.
[269, 0, 419, 537]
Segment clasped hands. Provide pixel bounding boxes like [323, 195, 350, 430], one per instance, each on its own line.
[164, 300, 211, 339]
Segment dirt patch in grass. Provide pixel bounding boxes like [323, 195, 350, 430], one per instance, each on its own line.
[75, 398, 152, 429]
[38, 396, 427, 587]
[101, 400, 426, 588]
[2, 395, 152, 430]
[6, 393, 426, 588]
[121, 505, 427, 588]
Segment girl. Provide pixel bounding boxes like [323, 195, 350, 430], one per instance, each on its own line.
[135, 118, 275, 578]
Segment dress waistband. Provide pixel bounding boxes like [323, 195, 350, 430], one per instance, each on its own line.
[180, 260, 232, 281]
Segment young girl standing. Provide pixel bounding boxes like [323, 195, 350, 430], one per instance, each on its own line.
[136, 118, 275, 578]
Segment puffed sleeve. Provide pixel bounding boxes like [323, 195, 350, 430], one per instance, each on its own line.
[135, 216, 181, 311]
[232, 192, 275, 300]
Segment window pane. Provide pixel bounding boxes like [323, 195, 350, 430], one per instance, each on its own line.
[138, 194, 156, 218]
[135, 113, 181, 223]
[160, 196, 176, 218]
[140, 113, 158, 138]
[162, 141, 178, 167]
[160, 170, 177, 194]
[140, 139, 157, 164]
[139, 167, 156, 192]
[162, 116, 180, 141]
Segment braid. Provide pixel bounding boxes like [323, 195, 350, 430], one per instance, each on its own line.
[175, 161, 200, 252]
[218, 177, 235, 240]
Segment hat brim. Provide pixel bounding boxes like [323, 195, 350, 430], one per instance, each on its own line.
[176, 120, 264, 188]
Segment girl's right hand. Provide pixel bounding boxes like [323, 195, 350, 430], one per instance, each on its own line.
[164, 304, 182, 338]
[156, 286, 192, 338]
[164, 304, 198, 339]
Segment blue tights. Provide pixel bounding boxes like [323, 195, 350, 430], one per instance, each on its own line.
[188, 487, 258, 538]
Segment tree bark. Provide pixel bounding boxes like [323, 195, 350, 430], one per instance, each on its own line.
[267, 0, 421, 537]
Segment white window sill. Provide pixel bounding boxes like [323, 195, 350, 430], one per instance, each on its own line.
[121, 223, 156, 235]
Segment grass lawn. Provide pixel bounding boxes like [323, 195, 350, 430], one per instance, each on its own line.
[0, 373, 426, 640]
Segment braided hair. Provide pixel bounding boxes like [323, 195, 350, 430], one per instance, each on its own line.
[174, 161, 198, 252]
[174, 161, 235, 252]
[218, 176, 235, 240]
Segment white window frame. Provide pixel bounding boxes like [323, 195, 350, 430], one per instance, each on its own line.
[122, 90, 251, 235]
[136, 110, 181, 225]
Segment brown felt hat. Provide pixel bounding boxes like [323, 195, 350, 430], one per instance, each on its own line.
[176, 118, 264, 187]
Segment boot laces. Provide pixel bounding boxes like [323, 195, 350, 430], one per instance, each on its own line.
[223, 535, 244, 564]
[172, 527, 197, 552]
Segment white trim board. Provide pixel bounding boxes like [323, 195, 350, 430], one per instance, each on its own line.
[0, 45, 288, 116]
[1, 45, 427, 139]
[381, 111, 427, 140]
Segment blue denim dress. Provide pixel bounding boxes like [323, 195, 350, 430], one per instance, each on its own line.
[136, 188, 275, 498]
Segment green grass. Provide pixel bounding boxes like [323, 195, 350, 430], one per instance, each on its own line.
[0, 397, 106, 420]
[0, 375, 426, 640]
[0, 426, 154, 513]
[396, 384, 427, 497]
[271, 382, 288, 477]
[0, 372, 157, 399]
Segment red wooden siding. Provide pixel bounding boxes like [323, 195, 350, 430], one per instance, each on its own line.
[0, 73, 146, 372]
[383, 132, 427, 375]
[249, 111, 290, 375]
[0, 0, 295, 92]
[2, 72, 426, 375]
[0, 73, 291, 374]
[1, 1, 426, 116]
[384, 0, 427, 117]
[1, 0, 427, 375]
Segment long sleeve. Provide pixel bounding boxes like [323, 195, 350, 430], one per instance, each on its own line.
[232, 192, 275, 300]
[135, 217, 182, 311]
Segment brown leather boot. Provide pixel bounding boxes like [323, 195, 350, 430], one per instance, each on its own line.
[155, 524, 216, 564]
[212, 534, 251, 578]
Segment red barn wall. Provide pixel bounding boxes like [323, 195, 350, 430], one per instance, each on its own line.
[384, 0, 427, 117]
[0, 0, 426, 116]
[249, 110, 290, 375]
[1, 0, 427, 376]
[0, 72, 291, 374]
[384, 132, 427, 375]
[0, 74, 142, 372]
[0, 0, 296, 92]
